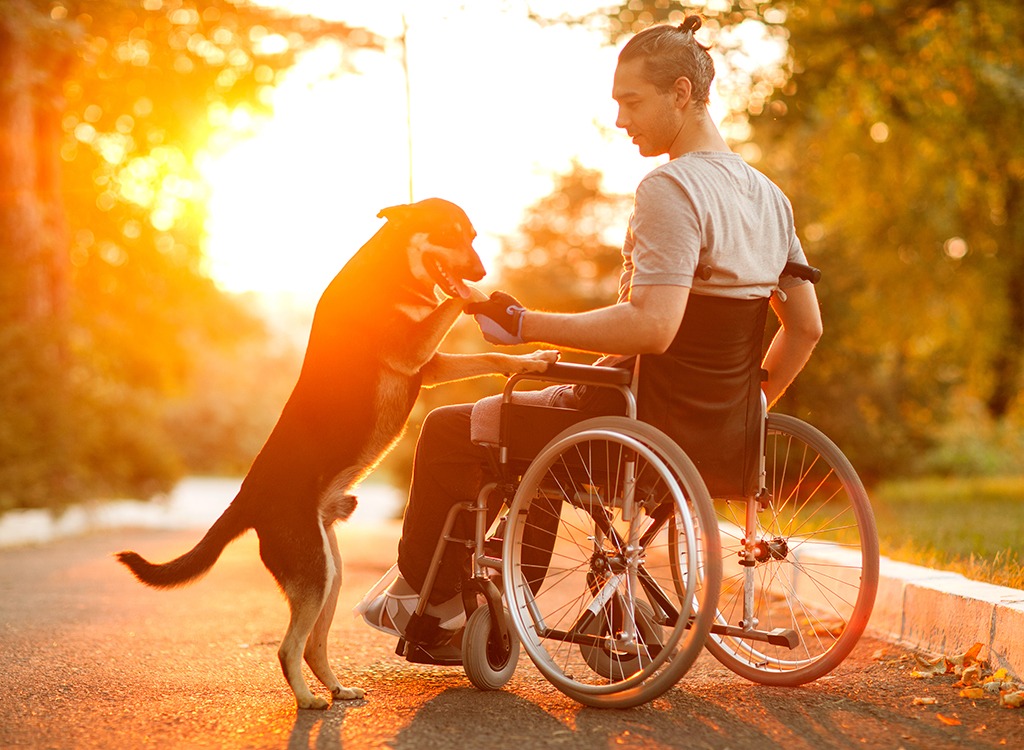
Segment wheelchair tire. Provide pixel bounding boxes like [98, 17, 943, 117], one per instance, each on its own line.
[502, 416, 721, 709]
[705, 413, 879, 686]
[462, 605, 519, 691]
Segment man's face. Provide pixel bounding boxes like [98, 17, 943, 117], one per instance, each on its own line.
[612, 57, 681, 158]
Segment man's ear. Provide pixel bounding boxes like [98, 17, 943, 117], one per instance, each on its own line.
[674, 75, 694, 109]
[377, 203, 412, 224]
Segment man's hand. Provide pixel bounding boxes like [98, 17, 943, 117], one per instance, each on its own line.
[466, 291, 527, 345]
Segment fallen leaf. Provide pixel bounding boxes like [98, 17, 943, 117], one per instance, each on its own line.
[937, 713, 962, 726]
[1000, 691, 1024, 709]
[914, 653, 952, 676]
[910, 670, 935, 679]
[960, 642, 984, 666]
[960, 687, 985, 699]
[871, 648, 887, 661]
[913, 696, 938, 705]
[988, 668, 1009, 683]
[985, 682, 1004, 695]
[959, 664, 982, 686]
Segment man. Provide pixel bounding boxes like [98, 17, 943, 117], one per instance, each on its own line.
[361, 16, 822, 649]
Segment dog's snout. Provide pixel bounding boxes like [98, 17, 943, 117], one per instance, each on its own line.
[467, 251, 486, 281]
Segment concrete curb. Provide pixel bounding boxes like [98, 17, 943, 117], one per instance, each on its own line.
[868, 555, 1024, 679]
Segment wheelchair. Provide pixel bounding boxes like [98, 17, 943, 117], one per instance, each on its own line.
[393, 263, 879, 708]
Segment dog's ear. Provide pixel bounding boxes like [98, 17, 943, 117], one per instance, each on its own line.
[377, 204, 413, 225]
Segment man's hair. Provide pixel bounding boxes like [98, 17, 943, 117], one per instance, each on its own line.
[618, 15, 714, 104]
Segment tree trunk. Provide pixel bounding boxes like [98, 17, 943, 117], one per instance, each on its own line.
[0, 0, 76, 509]
[0, 0, 71, 323]
[986, 176, 1024, 420]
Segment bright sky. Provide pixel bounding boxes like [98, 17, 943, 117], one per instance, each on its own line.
[198, 1, 657, 299]
[198, 1, 782, 302]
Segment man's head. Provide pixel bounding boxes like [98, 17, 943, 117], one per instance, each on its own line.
[612, 16, 715, 157]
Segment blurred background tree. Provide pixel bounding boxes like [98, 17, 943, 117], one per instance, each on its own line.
[0, 0, 376, 510]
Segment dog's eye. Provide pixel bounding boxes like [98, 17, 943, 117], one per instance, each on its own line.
[429, 227, 461, 246]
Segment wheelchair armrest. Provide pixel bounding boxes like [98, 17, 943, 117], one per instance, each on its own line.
[517, 362, 633, 387]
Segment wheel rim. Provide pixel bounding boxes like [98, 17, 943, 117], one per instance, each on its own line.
[502, 421, 710, 700]
[708, 414, 878, 680]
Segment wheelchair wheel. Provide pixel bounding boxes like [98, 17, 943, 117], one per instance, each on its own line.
[578, 599, 661, 680]
[462, 605, 520, 691]
[706, 413, 879, 686]
[502, 417, 721, 709]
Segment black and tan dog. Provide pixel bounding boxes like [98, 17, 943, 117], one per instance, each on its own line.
[117, 198, 555, 710]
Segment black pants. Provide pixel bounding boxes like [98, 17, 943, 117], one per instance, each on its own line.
[396, 403, 490, 604]
[396, 388, 622, 604]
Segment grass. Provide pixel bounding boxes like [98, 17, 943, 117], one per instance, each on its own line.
[870, 476, 1024, 590]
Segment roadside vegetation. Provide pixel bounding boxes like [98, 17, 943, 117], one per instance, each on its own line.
[872, 476, 1024, 590]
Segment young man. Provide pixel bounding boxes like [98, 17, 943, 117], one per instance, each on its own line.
[361, 16, 822, 649]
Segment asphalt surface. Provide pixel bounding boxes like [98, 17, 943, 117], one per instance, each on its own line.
[1, 521, 1022, 749]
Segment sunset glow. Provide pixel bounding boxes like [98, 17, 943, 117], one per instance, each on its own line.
[197, 2, 643, 298]
[197, 2, 784, 299]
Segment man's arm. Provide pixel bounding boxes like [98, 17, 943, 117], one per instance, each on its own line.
[762, 282, 823, 408]
[519, 284, 690, 356]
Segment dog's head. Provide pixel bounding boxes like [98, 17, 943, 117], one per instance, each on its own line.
[377, 198, 484, 299]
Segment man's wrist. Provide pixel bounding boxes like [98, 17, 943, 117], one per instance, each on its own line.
[518, 309, 535, 344]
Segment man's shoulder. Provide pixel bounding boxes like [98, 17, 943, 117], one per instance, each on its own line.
[641, 151, 751, 185]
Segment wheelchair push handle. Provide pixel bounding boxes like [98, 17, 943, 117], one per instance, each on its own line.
[782, 261, 821, 284]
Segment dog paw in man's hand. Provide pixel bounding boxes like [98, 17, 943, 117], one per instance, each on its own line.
[463, 284, 490, 304]
[467, 290, 526, 345]
[507, 349, 559, 374]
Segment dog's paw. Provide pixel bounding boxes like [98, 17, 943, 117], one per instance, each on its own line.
[297, 695, 331, 711]
[332, 685, 366, 701]
[464, 284, 489, 304]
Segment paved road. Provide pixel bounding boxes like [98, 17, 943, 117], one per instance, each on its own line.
[2, 522, 1021, 749]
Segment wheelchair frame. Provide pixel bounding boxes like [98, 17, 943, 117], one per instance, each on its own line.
[394, 263, 879, 707]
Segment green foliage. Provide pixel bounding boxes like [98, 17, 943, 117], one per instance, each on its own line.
[500, 161, 632, 314]
[539, 0, 1024, 481]
[0, 0, 371, 510]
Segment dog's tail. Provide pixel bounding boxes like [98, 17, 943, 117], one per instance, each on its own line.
[115, 500, 250, 589]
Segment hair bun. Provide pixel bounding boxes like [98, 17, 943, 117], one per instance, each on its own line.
[679, 15, 702, 34]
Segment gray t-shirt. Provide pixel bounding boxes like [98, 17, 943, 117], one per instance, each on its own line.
[619, 151, 807, 301]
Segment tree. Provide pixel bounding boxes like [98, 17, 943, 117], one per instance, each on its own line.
[0, 0, 378, 510]
[499, 161, 632, 318]
[527, 0, 1024, 479]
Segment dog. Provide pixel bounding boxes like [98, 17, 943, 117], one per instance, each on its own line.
[117, 198, 556, 710]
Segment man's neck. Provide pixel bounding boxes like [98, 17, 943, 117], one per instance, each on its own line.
[668, 108, 730, 159]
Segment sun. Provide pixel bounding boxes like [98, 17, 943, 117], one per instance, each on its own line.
[196, 4, 655, 300]
[197, 43, 410, 298]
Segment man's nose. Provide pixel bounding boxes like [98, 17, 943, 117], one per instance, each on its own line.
[614, 107, 628, 131]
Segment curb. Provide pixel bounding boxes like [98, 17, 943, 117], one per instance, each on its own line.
[868, 556, 1024, 679]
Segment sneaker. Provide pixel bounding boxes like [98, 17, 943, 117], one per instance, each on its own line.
[356, 567, 465, 638]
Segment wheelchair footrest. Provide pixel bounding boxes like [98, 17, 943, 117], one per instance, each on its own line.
[397, 638, 463, 666]
[710, 624, 799, 649]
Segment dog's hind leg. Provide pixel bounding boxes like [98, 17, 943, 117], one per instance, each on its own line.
[261, 525, 333, 710]
[304, 521, 364, 701]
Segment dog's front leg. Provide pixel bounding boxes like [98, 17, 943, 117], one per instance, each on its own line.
[421, 350, 560, 387]
[388, 298, 466, 376]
